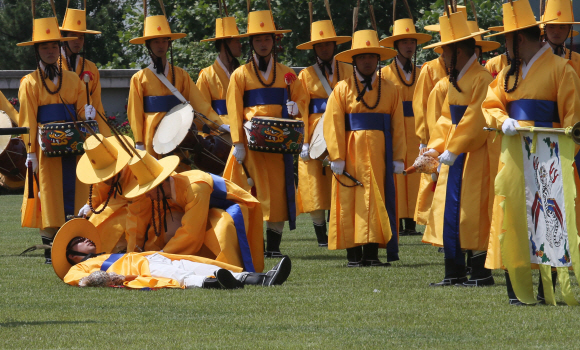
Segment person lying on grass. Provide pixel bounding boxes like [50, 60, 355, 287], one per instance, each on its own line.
[52, 219, 291, 290]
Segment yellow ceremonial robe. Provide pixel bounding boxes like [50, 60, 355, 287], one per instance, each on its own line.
[64, 251, 243, 289]
[222, 61, 308, 222]
[127, 66, 222, 157]
[296, 62, 353, 214]
[482, 48, 580, 269]
[324, 75, 406, 250]
[424, 59, 495, 252]
[196, 59, 231, 124]
[59, 54, 109, 136]
[18, 69, 89, 229]
[382, 60, 421, 219]
[412, 56, 447, 225]
[484, 54, 508, 77]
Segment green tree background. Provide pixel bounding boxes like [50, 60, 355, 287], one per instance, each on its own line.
[1, 0, 506, 79]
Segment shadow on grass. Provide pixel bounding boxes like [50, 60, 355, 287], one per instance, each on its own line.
[0, 320, 98, 328]
[299, 255, 346, 261]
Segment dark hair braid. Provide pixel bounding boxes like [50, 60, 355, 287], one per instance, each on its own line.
[35, 42, 64, 95]
[504, 34, 520, 93]
[449, 44, 462, 93]
[352, 54, 382, 110]
[88, 174, 121, 214]
[63, 40, 86, 76]
[169, 41, 176, 86]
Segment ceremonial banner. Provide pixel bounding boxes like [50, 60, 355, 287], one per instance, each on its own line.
[495, 131, 580, 306]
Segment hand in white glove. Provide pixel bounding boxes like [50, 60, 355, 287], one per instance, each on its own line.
[84, 104, 96, 121]
[330, 159, 345, 175]
[219, 124, 231, 133]
[501, 118, 520, 136]
[393, 160, 405, 174]
[286, 101, 299, 116]
[135, 143, 146, 151]
[300, 143, 310, 162]
[419, 143, 428, 154]
[233, 143, 246, 164]
[438, 150, 458, 166]
[26, 153, 38, 173]
[423, 149, 440, 158]
[78, 204, 91, 218]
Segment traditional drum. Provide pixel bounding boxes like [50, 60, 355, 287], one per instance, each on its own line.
[39, 121, 99, 157]
[309, 114, 328, 160]
[247, 117, 304, 154]
[0, 137, 27, 186]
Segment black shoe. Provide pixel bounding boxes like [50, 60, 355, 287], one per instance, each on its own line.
[42, 236, 53, 265]
[437, 247, 445, 253]
[362, 259, 391, 267]
[509, 299, 526, 306]
[203, 269, 244, 289]
[347, 261, 364, 267]
[44, 258, 52, 265]
[459, 275, 495, 287]
[263, 256, 292, 286]
[461, 252, 493, 286]
[265, 229, 283, 258]
[264, 251, 284, 258]
[429, 277, 468, 287]
[313, 223, 328, 247]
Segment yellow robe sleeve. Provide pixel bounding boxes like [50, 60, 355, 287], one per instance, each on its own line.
[18, 76, 39, 152]
[226, 68, 246, 144]
[196, 68, 214, 106]
[425, 79, 449, 144]
[87, 181, 111, 208]
[127, 73, 145, 143]
[298, 69, 312, 143]
[323, 82, 347, 162]
[426, 84, 452, 154]
[185, 70, 222, 127]
[289, 70, 309, 134]
[413, 64, 435, 145]
[390, 85, 407, 162]
[557, 63, 580, 128]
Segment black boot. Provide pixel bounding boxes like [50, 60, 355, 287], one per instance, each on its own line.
[461, 251, 494, 287]
[346, 246, 363, 267]
[465, 250, 473, 276]
[404, 218, 420, 235]
[42, 236, 53, 265]
[313, 222, 328, 247]
[264, 229, 283, 258]
[398, 218, 407, 236]
[243, 256, 292, 286]
[537, 270, 557, 304]
[362, 243, 390, 267]
[202, 269, 244, 289]
[505, 271, 525, 305]
[429, 258, 468, 286]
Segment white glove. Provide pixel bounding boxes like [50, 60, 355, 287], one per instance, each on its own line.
[330, 159, 345, 175]
[502, 118, 520, 136]
[233, 143, 246, 164]
[393, 160, 405, 174]
[438, 150, 458, 166]
[26, 153, 38, 173]
[135, 143, 146, 151]
[78, 204, 91, 218]
[300, 143, 310, 162]
[84, 104, 96, 121]
[286, 101, 299, 116]
[423, 149, 440, 158]
[219, 124, 231, 133]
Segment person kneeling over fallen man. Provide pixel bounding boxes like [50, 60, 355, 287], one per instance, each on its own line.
[52, 219, 291, 289]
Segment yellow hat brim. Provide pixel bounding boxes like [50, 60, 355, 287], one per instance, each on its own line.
[248, 29, 292, 36]
[423, 30, 489, 49]
[433, 39, 501, 54]
[296, 36, 352, 50]
[424, 24, 442, 32]
[129, 33, 187, 44]
[123, 155, 180, 199]
[52, 219, 102, 280]
[200, 33, 250, 42]
[76, 136, 134, 185]
[379, 33, 433, 48]
[486, 19, 556, 38]
[17, 36, 77, 47]
[335, 47, 398, 63]
[59, 27, 102, 35]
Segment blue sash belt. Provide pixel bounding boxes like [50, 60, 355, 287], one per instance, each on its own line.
[209, 174, 256, 272]
[442, 105, 469, 264]
[402, 101, 414, 117]
[309, 98, 327, 114]
[243, 88, 296, 230]
[101, 253, 124, 271]
[507, 99, 560, 128]
[38, 104, 77, 220]
[345, 113, 398, 260]
[211, 99, 228, 115]
[143, 95, 182, 113]
[243, 88, 289, 119]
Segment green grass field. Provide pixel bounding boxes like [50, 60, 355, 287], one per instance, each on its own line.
[1, 194, 580, 349]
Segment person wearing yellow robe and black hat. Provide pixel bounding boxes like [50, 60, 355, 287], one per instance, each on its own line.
[324, 6, 406, 266]
[483, 0, 580, 305]
[421, 5, 496, 287]
[197, 4, 248, 124]
[51, 219, 290, 289]
[127, 3, 224, 159]
[295, 1, 352, 247]
[380, 9, 432, 236]
[541, 0, 580, 75]
[17, 3, 94, 264]
[59, 1, 109, 136]
[222, 4, 308, 258]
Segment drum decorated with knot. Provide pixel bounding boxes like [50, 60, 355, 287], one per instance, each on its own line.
[247, 117, 304, 154]
[39, 121, 99, 157]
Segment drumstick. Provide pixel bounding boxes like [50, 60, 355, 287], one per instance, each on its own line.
[240, 161, 255, 187]
[83, 74, 90, 106]
[342, 171, 363, 187]
[59, 95, 88, 142]
[0, 127, 29, 136]
[93, 109, 137, 158]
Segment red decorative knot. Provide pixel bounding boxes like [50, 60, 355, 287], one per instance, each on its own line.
[77, 20, 81, 25]
[46, 29, 51, 34]
[366, 40, 371, 46]
[157, 26, 162, 31]
[260, 22, 265, 27]
[405, 27, 410, 32]
[557, 10, 562, 16]
[319, 30, 324, 36]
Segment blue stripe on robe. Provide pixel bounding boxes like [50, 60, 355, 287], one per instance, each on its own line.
[143, 95, 182, 113]
[101, 253, 124, 271]
[212, 99, 228, 115]
[402, 101, 414, 117]
[507, 99, 560, 128]
[309, 98, 327, 114]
